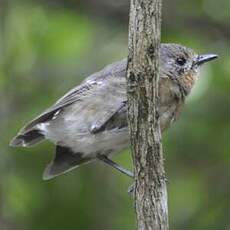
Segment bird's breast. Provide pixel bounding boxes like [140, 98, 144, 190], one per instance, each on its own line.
[179, 71, 198, 94]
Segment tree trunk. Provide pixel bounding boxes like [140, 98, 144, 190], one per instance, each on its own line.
[126, 0, 169, 229]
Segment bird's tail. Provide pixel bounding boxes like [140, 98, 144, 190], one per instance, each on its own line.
[43, 145, 92, 180]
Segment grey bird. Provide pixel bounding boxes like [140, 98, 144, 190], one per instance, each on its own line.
[10, 43, 218, 180]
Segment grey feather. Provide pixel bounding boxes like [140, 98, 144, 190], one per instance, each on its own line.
[10, 59, 127, 147]
[10, 43, 218, 179]
[43, 145, 92, 180]
[10, 129, 44, 147]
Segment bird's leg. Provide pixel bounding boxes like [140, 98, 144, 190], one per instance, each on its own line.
[127, 183, 135, 196]
[97, 155, 133, 178]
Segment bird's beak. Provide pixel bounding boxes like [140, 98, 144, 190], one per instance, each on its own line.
[194, 54, 218, 66]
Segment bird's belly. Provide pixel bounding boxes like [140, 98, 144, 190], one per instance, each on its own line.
[44, 118, 129, 157]
[159, 102, 181, 131]
[41, 94, 181, 156]
[71, 128, 130, 156]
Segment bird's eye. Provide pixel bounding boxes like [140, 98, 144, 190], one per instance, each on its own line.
[176, 57, 186, 66]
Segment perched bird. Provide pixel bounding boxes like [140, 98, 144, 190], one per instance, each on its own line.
[10, 43, 218, 180]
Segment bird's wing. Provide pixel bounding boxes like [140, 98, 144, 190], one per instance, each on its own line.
[19, 59, 127, 134]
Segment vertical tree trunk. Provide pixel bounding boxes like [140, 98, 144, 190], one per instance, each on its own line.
[126, 0, 169, 229]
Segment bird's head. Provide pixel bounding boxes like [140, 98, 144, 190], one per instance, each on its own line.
[160, 43, 218, 95]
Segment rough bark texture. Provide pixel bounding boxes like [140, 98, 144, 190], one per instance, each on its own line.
[126, 0, 169, 229]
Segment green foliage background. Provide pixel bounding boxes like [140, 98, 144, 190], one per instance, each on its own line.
[0, 0, 229, 229]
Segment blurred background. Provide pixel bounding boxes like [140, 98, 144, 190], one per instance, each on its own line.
[0, 0, 229, 229]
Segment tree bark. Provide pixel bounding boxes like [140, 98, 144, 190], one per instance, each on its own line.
[126, 0, 169, 230]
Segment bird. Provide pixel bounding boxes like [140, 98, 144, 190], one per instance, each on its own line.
[10, 43, 218, 180]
